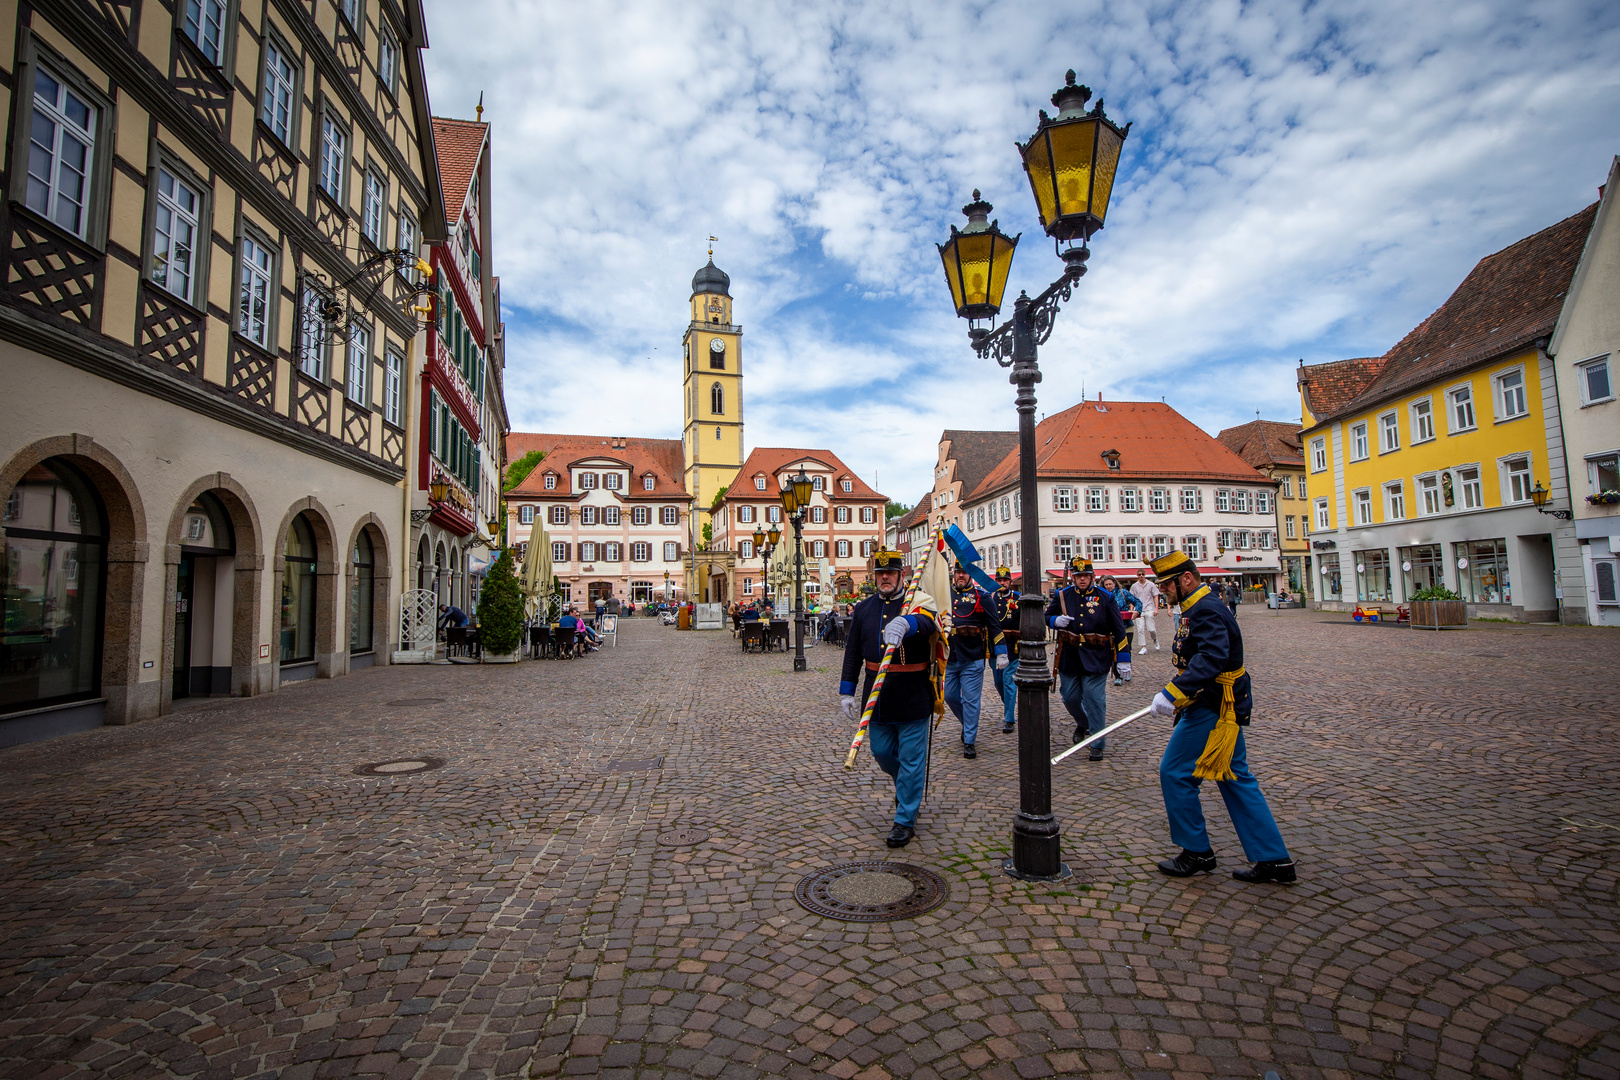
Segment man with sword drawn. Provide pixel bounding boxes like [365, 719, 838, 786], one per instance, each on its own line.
[1144, 550, 1296, 883]
[839, 549, 941, 849]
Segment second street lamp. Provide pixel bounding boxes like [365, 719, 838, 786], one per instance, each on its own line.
[782, 471, 812, 672]
[938, 69, 1130, 883]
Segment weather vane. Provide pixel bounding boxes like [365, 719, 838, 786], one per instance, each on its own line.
[708, 235, 718, 259]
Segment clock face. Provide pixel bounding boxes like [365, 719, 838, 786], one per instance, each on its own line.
[710, 339, 725, 353]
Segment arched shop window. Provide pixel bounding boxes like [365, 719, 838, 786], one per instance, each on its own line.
[1, 458, 107, 712]
[350, 530, 374, 653]
[281, 515, 317, 664]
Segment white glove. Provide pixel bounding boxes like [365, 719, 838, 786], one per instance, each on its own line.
[1149, 691, 1177, 717]
[1053, 615, 1073, 629]
[840, 695, 858, 721]
[995, 654, 1009, 670]
[882, 616, 910, 647]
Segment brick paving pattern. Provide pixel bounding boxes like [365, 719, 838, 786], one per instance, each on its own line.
[1, 611, 1617, 1079]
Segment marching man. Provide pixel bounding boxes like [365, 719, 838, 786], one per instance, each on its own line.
[1045, 557, 1128, 761]
[839, 550, 940, 849]
[943, 562, 1008, 758]
[990, 567, 1021, 734]
[1145, 550, 1296, 883]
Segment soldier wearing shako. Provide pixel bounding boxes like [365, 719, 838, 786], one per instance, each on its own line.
[1045, 556, 1129, 761]
[1144, 550, 1296, 884]
[839, 549, 941, 849]
[943, 563, 1008, 758]
[990, 567, 1021, 734]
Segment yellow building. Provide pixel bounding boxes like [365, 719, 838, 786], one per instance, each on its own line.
[1297, 203, 1597, 620]
[682, 259, 744, 517]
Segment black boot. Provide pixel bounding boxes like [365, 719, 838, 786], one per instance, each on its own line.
[1233, 859, 1296, 884]
[885, 824, 915, 848]
[1088, 745, 1105, 761]
[1157, 849, 1217, 877]
[1002, 721, 1015, 734]
[962, 743, 977, 759]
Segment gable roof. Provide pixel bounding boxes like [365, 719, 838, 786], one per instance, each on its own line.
[1297, 357, 1385, 421]
[894, 494, 932, 532]
[723, 448, 886, 503]
[1215, 419, 1305, 469]
[1310, 201, 1598, 426]
[431, 116, 488, 223]
[503, 433, 688, 499]
[941, 429, 1019, 497]
[967, 399, 1268, 502]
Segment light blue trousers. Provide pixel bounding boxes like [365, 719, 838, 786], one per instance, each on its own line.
[943, 657, 985, 745]
[991, 656, 1019, 726]
[1058, 671, 1108, 748]
[867, 717, 931, 827]
[1160, 703, 1289, 862]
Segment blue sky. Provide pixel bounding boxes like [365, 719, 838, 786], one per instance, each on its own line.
[422, 0, 1620, 508]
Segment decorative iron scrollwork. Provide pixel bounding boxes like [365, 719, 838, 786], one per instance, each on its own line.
[297, 248, 434, 372]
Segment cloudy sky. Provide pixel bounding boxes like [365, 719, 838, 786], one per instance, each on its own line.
[422, 0, 1620, 507]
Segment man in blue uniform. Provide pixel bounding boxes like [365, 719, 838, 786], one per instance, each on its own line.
[1145, 550, 1295, 884]
[839, 550, 940, 848]
[989, 567, 1020, 734]
[943, 563, 1008, 758]
[1045, 557, 1128, 761]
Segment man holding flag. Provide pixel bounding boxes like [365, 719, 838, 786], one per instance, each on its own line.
[839, 549, 941, 849]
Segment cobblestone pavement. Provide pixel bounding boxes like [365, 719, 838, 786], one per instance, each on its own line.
[1, 611, 1618, 1080]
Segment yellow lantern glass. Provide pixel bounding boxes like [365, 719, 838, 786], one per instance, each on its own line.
[767, 525, 781, 546]
[429, 478, 448, 503]
[1017, 71, 1130, 244]
[752, 527, 765, 548]
[937, 190, 1019, 321]
[779, 484, 797, 515]
[791, 473, 814, 509]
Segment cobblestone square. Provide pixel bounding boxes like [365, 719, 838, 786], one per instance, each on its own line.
[1, 612, 1617, 1080]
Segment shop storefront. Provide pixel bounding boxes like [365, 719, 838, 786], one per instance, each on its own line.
[1354, 549, 1392, 601]
[1456, 538, 1510, 604]
[1399, 544, 1445, 596]
[1318, 551, 1343, 601]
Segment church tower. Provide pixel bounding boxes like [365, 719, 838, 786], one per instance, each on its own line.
[682, 256, 744, 523]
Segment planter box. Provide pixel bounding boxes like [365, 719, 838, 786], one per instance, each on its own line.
[1411, 600, 1467, 630]
[482, 650, 520, 664]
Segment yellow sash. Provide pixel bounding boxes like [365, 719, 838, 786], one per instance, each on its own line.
[1193, 665, 1246, 782]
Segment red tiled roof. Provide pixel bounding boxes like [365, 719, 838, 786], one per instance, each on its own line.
[967, 399, 1268, 502]
[1315, 201, 1598, 424]
[941, 429, 1018, 498]
[503, 433, 688, 499]
[432, 116, 487, 223]
[893, 493, 933, 532]
[723, 448, 886, 503]
[1297, 357, 1385, 421]
[1215, 420, 1305, 468]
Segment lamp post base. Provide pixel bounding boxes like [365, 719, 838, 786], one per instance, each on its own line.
[1002, 855, 1072, 883]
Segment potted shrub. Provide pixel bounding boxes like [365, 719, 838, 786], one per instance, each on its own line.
[1409, 585, 1467, 629]
[477, 550, 525, 662]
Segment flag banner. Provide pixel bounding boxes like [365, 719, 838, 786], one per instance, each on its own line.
[943, 524, 1000, 594]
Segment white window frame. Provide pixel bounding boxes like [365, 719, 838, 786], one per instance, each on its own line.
[1284, 515, 1295, 539]
[152, 166, 201, 303]
[362, 169, 386, 246]
[602, 542, 621, 563]
[1353, 488, 1372, 526]
[1233, 490, 1251, 514]
[1053, 486, 1075, 512]
[237, 233, 274, 347]
[1500, 454, 1533, 505]
[1417, 473, 1440, 516]
[1587, 451, 1620, 495]
[1119, 535, 1140, 562]
[378, 27, 399, 96]
[549, 505, 568, 525]
[603, 506, 620, 526]
[1494, 366, 1528, 421]
[383, 350, 403, 426]
[1119, 488, 1140, 512]
[835, 506, 850, 524]
[1314, 498, 1330, 531]
[1215, 489, 1230, 513]
[836, 539, 851, 558]
[1086, 486, 1108, 512]
[578, 472, 597, 490]
[662, 506, 679, 525]
[841, 479, 853, 492]
[1456, 465, 1484, 510]
[1384, 482, 1405, 522]
[260, 38, 297, 146]
[319, 112, 346, 201]
[544, 473, 557, 491]
[1447, 384, 1477, 433]
[1179, 487, 1200, 512]
[519, 505, 535, 525]
[631, 541, 651, 563]
[811, 540, 826, 558]
[754, 476, 767, 490]
[298, 282, 326, 380]
[1311, 437, 1327, 472]
[632, 505, 650, 526]
[1577, 355, 1614, 406]
[1410, 397, 1436, 444]
[1379, 411, 1400, 454]
[861, 506, 875, 524]
[1350, 423, 1369, 462]
[552, 541, 568, 563]
[345, 323, 370, 405]
[1150, 487, 1170, 513]
[604, 472, 622, 491]
[26, 66, 101, 240]
[1279, 476, 1291, 498]
[183, 0, 229, 65]
[663, 541, 680, 561]
[812, 476, 824, 491]
[1255, 491, 1271, 514]
[738, 505, 754, 523]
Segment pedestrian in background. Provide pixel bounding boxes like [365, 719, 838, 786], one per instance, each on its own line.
[1130, 569, 1162, 652]
[1102, 575, 1141, 686]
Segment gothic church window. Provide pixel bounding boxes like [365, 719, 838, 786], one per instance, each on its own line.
[710, 383, 723, 415]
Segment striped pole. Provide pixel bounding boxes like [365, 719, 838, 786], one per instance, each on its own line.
[843, 525, 942, 770]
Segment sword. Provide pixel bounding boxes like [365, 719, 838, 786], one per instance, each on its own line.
[1050, 704, 1154, 765]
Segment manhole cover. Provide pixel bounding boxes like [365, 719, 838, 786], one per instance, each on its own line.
[354, 756, 445, 776]
[657, 827, 710, 846]
[794, 861, 949, 922]
[607, 757, 663, 773]
[386, 698, 445, 706]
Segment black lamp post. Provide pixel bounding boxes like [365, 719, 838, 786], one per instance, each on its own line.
[937, 69, 1130, 882]
[781, 470, 814, 671]
[1530, 481, 1572, 520]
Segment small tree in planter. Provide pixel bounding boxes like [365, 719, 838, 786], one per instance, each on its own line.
[1410, 584, 1466, 630]
[478, 550, 524, 660]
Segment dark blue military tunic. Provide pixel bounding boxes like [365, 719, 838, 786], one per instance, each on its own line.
[1165, 584, 1252, 723]
[839, 592, 939, 725]
[1043, 583, 1128, 677]
[946, 586, 1006, 664]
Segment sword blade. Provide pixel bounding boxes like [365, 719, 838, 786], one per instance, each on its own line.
[1050, 704, 1154, 765]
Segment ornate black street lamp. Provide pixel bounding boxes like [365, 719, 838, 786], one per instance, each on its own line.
[1530, 481, 1572, 520]
[780, 470, 814, 671]
[937, 70, 1130, 882]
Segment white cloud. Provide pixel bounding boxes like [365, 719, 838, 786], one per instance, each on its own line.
[424, 0, 1620, 504]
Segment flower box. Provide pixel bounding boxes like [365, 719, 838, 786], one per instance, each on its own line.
[1587, 491, 1620, 506]
[1410, 600, 1467, 629]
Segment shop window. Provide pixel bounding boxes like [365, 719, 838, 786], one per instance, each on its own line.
[281, 515, 317, 664]
[1355, 549, 1392, 602]
[350, 530, 374, 654]
[1578, 356, 1613, 405]
[1319, 553, 1342, 600]
[1455, 539, 1509, 604]
[1588, 453, 1620, 495]
[1, 458, 107, 712]
[1400, 544, 1445, 596]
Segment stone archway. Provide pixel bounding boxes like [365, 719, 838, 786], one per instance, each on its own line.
[0, 434, 149, 727]
[344, 514, 392, 666]
[159, 474, 265, 713]
[271, 498, 339, 684]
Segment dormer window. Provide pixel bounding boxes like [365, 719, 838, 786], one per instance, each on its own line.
[643, 473, 655, 490]
[754, 475, 767, 490]
[841, 478, 853, 492]
[1103, 449, 1121, 471]
[543, 473, 557, 490]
